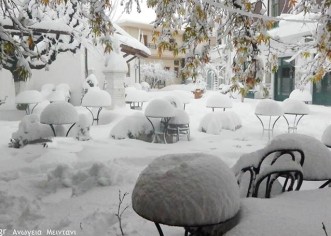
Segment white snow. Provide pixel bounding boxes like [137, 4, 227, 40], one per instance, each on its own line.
[206, 93, 233, 109]
[168, 109, 190, 125]
[199, 111, 242, 134]
[321, 125, 331, 147]
[110, 112, 152, 140]
[163, 95, 184, 110]
[85, 74, 99, 87]
[125, 88, 149, 103]
[282, 98, 310, 114]
[271, 133, 331, 180]
[144, 98, 176, 118]
[40, 102, 78, 125]
[81, 90, 112, 107]
[132, 153, 240, 226]
[47, 90, 67, 102]
[11, 114, 53, 142]
[255, 99, 284, 116]
[16, 90, 44, 104]
[289, 89, 312, 103]
[1, 90, 331, 236]
[140, 82, 150, 91]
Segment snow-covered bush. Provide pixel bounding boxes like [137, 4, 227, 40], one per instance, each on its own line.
[140, 62, 175, 88]
[199, 111, 242, 135]
[110, 112, 153, 141]
[199, 113, 222, 135]
[46, 163, 121, 196]
[9, 114, 53, 148]
[140, 82, 150, 91]
[75, 113, 92, 141]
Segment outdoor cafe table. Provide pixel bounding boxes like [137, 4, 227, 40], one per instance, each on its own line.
[145, 115, 174, 144]
[40, 102, 78, 137]
[15, 90, 44, 115]
[144, 99, 176, 144]
[282, 98, 309, 133]
[132, 153, 240, 236]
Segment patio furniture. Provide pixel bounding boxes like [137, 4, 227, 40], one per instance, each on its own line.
[145, 99, 175, 144]
[255, 99, 284, 139]
[282, 99, 309, 133]
[272, 133, 331, 188]
[166, 109, 190, 142]
[125, 88, 149, 110]
[289, 89, 312, 104]
[15, 90, 44, 114]
[206, 93, 232, 111]
[233, 136, 305, 198]
[40, 102, 78, 137]
[132, 153, 240, 236]
[81, 89, 111, 125]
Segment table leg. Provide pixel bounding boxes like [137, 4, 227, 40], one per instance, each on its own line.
[146, 117, 156, 143]
[85, 107, 95, 125]
[66, 123, 76, 137]
[49, 124, 56, 137]
[96, 107, 103, 125]
[154, 223, 164, 236]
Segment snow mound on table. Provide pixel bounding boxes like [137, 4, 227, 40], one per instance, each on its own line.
[163, 95, 184, 109]
[82, 90, 112, 107]
[40, 102, 78, 125]
[144, 99, 176, 117]
[110, 112, 153, 140]
[282, 98, 309, 114]
[172, 90, 193, 104]
[255, 99, 283, 116]
[271, 133, 331, 180]
[169, 109, 190, 125]
[47, 90, 66, 102]
[86, 74, 99, 87]
[132, 153, 240, 226]
[289, 89, 312, 102]
[199, 111, 241, 134]
[140, 81, 150, 91]
[322, 125, 331, 147]
[125, 88, 149, 102]
[206, 93, 232, 109]
[55, 83, 71, 97]
[16, 90, 44, 104]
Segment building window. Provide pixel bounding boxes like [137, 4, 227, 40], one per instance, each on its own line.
[270, 0, 279, 27]
[140, 34, 148, 46]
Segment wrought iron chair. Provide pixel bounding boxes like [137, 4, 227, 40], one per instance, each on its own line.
[233, 146, 305, 198]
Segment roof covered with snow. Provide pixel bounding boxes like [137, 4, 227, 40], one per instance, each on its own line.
[132, 153, 240, 226]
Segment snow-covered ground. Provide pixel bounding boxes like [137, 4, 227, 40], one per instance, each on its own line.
[0, 90, 331, 236]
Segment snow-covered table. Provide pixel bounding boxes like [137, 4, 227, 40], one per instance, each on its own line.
[255, 99, 284, 139]
[81, 89, 111, 125]
[145, 99, 176, 144]
[132, 153, 240, 236]
[15, 90, 44, 114]
[40, 102, 78, 137]
[206, 94, 233, 112]
[282, 99, 309, 133]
